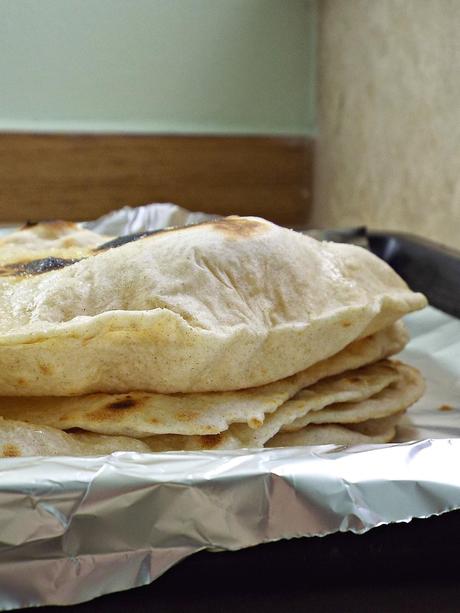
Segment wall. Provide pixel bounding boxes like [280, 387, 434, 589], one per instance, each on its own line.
[0, 0, 316, 135]
[313, 0, 460, 248]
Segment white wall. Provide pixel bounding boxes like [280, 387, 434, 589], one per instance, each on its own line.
[314, 0, 460, 247]
[0, 0, 316, 134]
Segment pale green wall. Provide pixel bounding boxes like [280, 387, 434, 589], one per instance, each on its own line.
[0, 0, 316, 135]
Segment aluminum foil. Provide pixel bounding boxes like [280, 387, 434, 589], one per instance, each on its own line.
[0, 204, 459, 610]
[83, 202, 218, 234]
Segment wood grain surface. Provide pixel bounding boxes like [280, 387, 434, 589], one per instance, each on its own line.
[0, 133, 312, 226]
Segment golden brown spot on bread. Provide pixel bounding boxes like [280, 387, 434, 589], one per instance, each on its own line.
[39, 363, 53, 375]
[16, 378, 27, 386]
[61, 238, 79, 248]
[208, 218, 267, 239]
[88, 409, 120, 422]
[439, 404, 454, 412]
[107, 397, 136, 410]
[1, 444, 21, 457]
[199, 434, 223, 449]
[341, 321, 352, 327]
[176, 411, 199, 422]
[248, 417, 263, 429]
[94, 216, 267, 252]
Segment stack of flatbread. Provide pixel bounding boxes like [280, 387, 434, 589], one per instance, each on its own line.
[0, 217, 426, 457]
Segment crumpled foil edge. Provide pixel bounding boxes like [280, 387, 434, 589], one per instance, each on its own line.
[2, 440, 460, 609]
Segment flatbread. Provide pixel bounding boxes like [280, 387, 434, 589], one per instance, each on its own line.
[229, 360, 409, 447]
[142, 361, 424, 451]
[0, 217, 426, 396]
[265, 415, 401, 448]
[0, 325, 407, 436]
[0, 221, 112, 267]
[0, 418, 150, 457]
[0, 413, 399, 457]
[280, 362, 424, 432]
[0, 363, 422, 456]
[144, 416, 400, 452]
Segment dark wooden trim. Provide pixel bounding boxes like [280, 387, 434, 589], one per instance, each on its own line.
[0, 133, 313, 226]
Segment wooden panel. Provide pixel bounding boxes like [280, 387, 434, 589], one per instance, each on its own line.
[0, 134, 312, 226]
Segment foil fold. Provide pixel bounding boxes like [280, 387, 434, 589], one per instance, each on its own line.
[0, 203, 459, 610]
[2, 440, 460, 609]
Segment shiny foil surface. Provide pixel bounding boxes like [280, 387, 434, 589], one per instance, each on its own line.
[0, 205, 459, 610]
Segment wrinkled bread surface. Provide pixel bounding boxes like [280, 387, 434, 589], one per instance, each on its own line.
[0, 217, 426, 395]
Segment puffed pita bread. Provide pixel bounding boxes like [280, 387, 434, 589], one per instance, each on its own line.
[0, 217, 426, 396]
[0, 325, 406, 436]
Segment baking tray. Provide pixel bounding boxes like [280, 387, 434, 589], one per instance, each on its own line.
[15, 229, 460, 612]
[367, 231, 460, 319]
[30, 510, 460, 613]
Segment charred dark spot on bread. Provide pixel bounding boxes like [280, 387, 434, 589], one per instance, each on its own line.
[88, 399, 136, 422]
[0, 257, 80, 277]
[94, 230, 164, 251]
[1, 444, 21, 457]
[107, 397, 137, 410]
[94, 217, 266, 252]
[49, 399, 138, 429]
[21, 220, 80, 237]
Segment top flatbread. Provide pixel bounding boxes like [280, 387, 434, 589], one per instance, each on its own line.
[0, 217, 426, 395]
